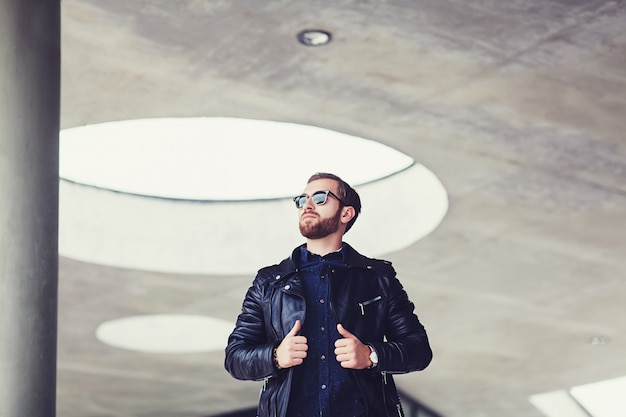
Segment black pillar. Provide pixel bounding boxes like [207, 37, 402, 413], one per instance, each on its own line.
[0, 0, 61, 416]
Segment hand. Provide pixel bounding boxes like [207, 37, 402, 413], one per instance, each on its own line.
[275, 320, 308, 368]
[334, 324, 372, 369]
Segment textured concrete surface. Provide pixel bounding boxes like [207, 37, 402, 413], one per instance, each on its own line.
[56, 1, 626, 416]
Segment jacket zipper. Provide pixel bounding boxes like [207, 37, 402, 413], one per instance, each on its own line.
[358, 295, 382, 315]
[382, 372, 404, 417]
[260, 282, 282, 386]
[269, 284, 280, 342]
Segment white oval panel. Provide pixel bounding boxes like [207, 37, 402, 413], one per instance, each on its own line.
[95, 314, 233, 353]
[59, 117, 449, 275]
[60, 117, 414, 201]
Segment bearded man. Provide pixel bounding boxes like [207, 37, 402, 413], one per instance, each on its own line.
[225, 172, 432, 417]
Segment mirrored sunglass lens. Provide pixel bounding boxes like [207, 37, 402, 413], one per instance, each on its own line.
[295, 195, 307, 208]
[312, 192, 328, 205]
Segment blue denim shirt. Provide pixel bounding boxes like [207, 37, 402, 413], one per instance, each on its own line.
[286, 246, 365, 417]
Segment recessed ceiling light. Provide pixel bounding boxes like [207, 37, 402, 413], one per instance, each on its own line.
[297, 29, 332, 46]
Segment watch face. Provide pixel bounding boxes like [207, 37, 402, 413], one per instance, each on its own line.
[370, 350, 379, 364]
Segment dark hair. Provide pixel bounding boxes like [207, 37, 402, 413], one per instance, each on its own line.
[307, 172, 361, 233]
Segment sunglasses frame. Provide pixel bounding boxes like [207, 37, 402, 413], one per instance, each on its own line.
[293, 190, 346, 209]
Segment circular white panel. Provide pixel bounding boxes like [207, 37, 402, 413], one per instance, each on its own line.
[59, 163, 448, 275]
[95, 314, 233, 353]
[60, 117, 414, 201]
[59, 117, 449, 275]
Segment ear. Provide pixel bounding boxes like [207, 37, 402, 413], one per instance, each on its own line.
[340, 206, 356, 225]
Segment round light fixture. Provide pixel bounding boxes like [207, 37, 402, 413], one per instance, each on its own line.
[297, 29, 332, 46]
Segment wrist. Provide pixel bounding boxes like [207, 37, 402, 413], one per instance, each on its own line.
[273, 346, 282, 370]
[366, 344, 378, 369]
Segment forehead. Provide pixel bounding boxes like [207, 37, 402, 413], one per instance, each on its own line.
[303, 178, 339, 194]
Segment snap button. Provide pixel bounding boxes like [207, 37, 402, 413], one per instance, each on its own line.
[366, 265, 373, 269]
[275, 275, 281, 280]
[284, 284, 291, 290]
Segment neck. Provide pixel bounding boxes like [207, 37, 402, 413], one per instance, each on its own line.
[305, 235, 343, 257]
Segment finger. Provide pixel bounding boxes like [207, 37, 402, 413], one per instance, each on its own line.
[292, 350, 308, 358]
[288, 349, 307, 365]
[335, 352, 356, 367]
[292, 338, 309, 350]
[292, 335, 308, 345]
[291, 358, 305, 366]
[336, 323, 353, 338]
[334, 338, 350, 349]
[287, 320, 302, 337]
[335, 349, 350, 361]
[339, 359, 355, 369]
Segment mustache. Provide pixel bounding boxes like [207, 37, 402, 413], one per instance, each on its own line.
[301, 210, 318, 219]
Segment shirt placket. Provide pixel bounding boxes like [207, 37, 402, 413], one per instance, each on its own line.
[318, 263, 330, 417]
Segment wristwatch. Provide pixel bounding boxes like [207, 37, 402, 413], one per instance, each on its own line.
[367, 345, 378, 369]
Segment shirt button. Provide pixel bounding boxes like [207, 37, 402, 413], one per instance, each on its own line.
[320, 326, 325, 331]
[321, 384, 327, 390]
[284, 284, 291, 290]
[321, 355, 326, 360]
[319, 299, 325, 303]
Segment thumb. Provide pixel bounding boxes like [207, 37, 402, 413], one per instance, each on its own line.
[337, 323, 354, 338]
[287, 320, 301, 337]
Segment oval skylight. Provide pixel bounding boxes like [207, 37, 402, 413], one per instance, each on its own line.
[58, 117, 448, 275]
[95, 314, 234, 353]
[60, 117, 414, 201]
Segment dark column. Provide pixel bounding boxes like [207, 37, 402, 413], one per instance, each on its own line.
[0, 0, 61, 416]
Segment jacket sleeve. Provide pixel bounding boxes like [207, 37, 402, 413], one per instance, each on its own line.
[371, 274, 433, 373]
[224, 274, 280, 381]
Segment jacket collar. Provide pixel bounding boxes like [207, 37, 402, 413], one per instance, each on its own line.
[275, 242, 371, 277]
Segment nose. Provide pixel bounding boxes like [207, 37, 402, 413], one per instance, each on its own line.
[302, 195, 316, 210]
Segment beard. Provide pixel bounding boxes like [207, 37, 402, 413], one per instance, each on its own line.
[299, 207, 342, 239]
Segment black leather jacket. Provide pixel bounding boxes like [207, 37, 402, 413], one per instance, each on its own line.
[225, 243, 432, 417]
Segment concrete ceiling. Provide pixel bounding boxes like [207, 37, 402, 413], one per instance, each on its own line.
[57, 1, 626, 416]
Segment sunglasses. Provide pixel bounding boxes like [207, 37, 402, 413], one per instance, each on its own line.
[293, 190, 345, 209]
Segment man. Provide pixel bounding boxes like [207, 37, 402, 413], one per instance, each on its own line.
[225, 173, 432, 417]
